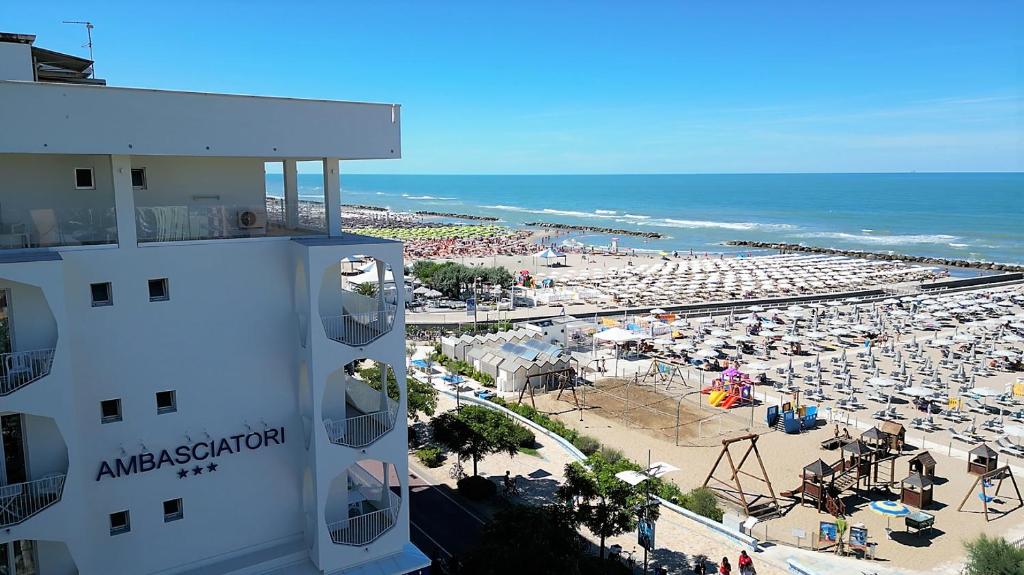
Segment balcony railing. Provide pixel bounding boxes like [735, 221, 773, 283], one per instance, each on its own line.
[0, 474, 66, 528]
[323, 397, 399, 448]
[0, 349, 56, 396]
[321, 307, 397, 346]
[328, 493, 401, 546]
[0, 207, 116, 250]
[265, 197, 327, 233]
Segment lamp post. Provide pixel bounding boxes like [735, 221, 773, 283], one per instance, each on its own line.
[615, 451, 679, 575]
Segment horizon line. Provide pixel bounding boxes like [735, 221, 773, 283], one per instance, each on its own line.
[273, 170, 1024, 176]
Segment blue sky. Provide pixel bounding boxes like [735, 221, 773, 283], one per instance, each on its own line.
[5, 1, 1022, 174]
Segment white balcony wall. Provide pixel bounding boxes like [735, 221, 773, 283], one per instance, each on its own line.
[0, 81, 401, 160]
[0, 279, 57, 353]
[0, 154, 117, 247]
[23, 414, 68, 479]
[36, 540, 76, 575]
[131, 156, 265, 210]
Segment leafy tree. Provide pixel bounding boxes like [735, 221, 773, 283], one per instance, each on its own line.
[358, 363, 437, 421]
[411, 260, 442, 283]
[353, 282, 378, 297]
[429, 406, 523, 476]
[460, 505, 585, 575]
[558, 453, 653, 559]
[963, 534, 1024, 575]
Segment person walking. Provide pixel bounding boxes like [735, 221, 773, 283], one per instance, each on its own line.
[719, 557, 732, 575]
[738, 550, 755, 575]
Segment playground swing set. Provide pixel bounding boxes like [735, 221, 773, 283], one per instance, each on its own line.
[957, 443, 1023, 522]
[701, 433, 782, 519]
[640, 358, 692, 391]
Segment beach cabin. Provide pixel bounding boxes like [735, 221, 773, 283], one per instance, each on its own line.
[879, 421, 906, 452]
[968, 444, 998, 476]
[900, 472, 934, 509]
[909, 451, 937, 479]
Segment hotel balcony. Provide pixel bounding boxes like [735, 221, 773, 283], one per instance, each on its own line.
[0, 154, 118, 250]
[0, 413, 68, 528]
[322, 361, 400, 448]
[0, 279, 59, 396]
[326, 460, 401, 546]
[0, 348, 56, 396]
[320, 259, 400, 347]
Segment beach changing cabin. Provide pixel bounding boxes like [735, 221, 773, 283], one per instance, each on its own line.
[909, 451, 937, 479]
[968, 444, 998, 476]
[900, 472, 934, 508]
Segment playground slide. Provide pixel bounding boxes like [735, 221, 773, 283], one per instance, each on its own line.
[780, 484, 804, 498]
[721, 395, 739, 409]
[709, 390, 725, 406]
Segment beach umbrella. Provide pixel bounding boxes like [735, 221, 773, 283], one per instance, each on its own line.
[869, 500, 911, 532]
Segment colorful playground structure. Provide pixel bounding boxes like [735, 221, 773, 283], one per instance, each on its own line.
[701, 366, 754, 409]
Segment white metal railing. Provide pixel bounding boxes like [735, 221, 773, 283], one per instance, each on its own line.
[321, 307, 397, 346]
[0, 349, 56, 396]
[328, 493, 401, 546]
[323, 398, 399, 448]
[0, 474, 66, 528]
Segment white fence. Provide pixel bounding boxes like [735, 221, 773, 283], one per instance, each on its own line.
[322, 308, 397, 346]
[328, 493, 401, 546]
[323, 399, 398, 448]
[0, 474, 66, 528]
[0, 349, 56, 396]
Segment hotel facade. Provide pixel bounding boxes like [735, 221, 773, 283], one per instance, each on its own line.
[0, 33, 429, 574]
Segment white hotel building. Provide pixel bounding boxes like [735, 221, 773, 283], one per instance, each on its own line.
[0, 33, 429, 575]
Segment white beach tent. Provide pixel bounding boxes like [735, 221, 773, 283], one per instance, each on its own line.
[534, 247, 567, 267]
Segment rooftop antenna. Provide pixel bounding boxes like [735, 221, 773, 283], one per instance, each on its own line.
[61, 20, 95, 77]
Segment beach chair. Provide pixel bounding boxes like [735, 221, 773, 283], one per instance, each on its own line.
[950, 430, 977, 444]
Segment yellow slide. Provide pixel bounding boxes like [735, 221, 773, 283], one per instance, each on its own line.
[709, 390, 725, 406]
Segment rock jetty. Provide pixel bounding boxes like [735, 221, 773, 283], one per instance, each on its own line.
[726, 241, 1024, 272]
[342, 204, 388, 212]
[414, 211, 500, 222]
[526, 221, 663, 239]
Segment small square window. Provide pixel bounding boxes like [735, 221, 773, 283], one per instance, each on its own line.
[109, 510, 130, 535]
[163, 498, 183, 522]
[156, 390, 176, 414]
[74, 168, 95, 190]
[91, 282, 113, 307]
[148, 278, 169, 302]
[130, 168, 147, 189]
[100, 399, 122, 424]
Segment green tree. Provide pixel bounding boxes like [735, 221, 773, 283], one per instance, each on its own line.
[963, 534, 1024, 575]
[558, 453, 652, 559]
[353, 282, 378, 297]
[461, 505, 585, 575]
[429, 406, 523, 476]
[411, 260, 442, 283]
[358, 364, 437, 421]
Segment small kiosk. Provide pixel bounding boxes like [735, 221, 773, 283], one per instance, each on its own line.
[909, 451, 937, 479]
[900, 472, 934, 509]
[968, 444, 998, 476]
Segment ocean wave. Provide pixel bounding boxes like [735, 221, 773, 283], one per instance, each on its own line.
[595, 209, 617, 215]
[641, 218, 797, 231]
[621, 214, 651, 220]
[402, 194, 456, 200]
[948, 243, 969, 248]
[480, 204, 638, 219]
[793, 232, 960, 245]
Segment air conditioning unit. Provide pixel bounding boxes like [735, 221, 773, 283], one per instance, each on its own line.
[237, 209, 266, 229]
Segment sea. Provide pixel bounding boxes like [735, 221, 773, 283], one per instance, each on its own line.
[265, 172, 1023, 265]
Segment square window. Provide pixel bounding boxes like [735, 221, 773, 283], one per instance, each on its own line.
[100, 399, 122, 424]
[74, 168, 95, 190]
[109, 510, 130, 535]
[91, 282, 113, 307]
[156, 390, 176, 414]
[130, 168, 147, 189]
[163, 498, 183, 522]
[148, 278, 169, 302]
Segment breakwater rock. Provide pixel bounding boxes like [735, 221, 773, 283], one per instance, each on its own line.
[727, 241, 1024, 272]
[526, 221, 663, 239]
[415, 211, 500, 222]
[342, 204, 388, 212]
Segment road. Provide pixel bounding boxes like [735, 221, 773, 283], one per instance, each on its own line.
[406, 460, 487, 563]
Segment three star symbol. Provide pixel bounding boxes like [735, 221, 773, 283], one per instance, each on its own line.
[177, 463, 219, 478]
